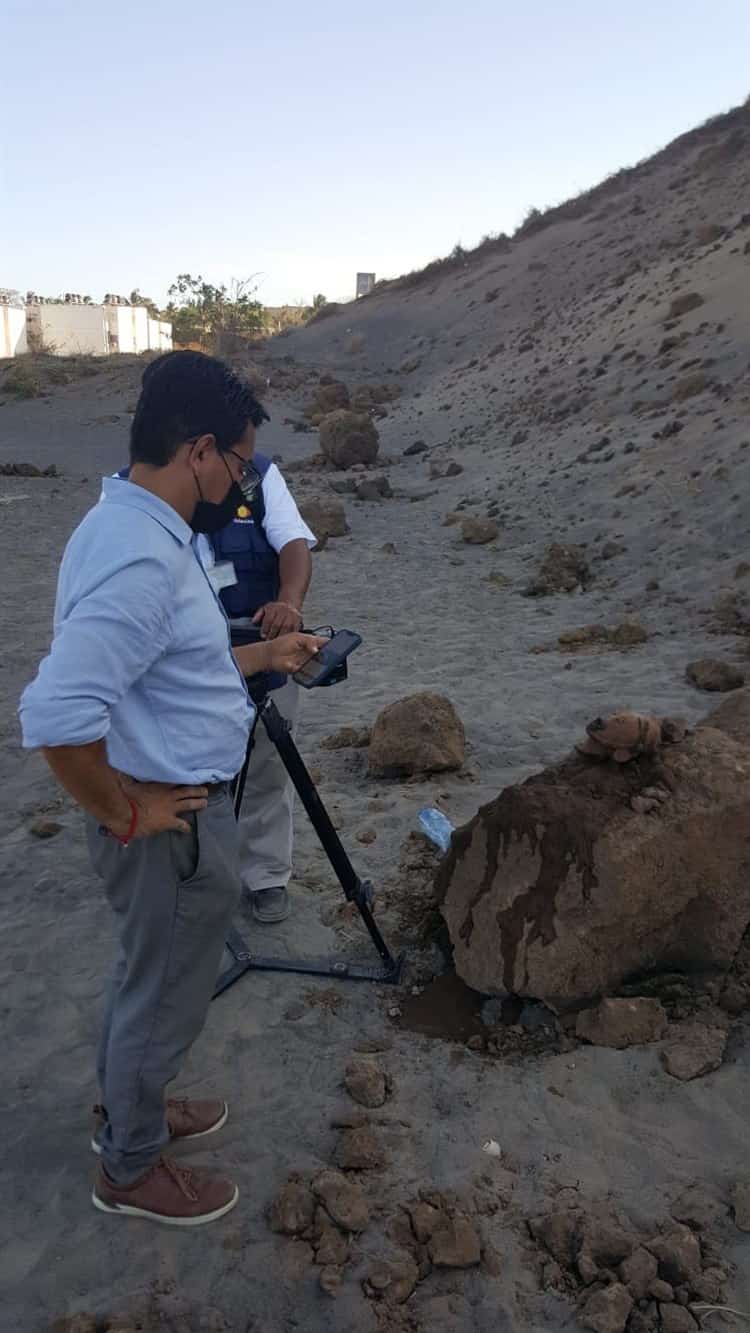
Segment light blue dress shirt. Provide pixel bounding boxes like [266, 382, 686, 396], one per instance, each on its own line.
[19, 477, 254, 784]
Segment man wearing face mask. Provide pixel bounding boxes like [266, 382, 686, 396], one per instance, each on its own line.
[19, 350, 325, 1227]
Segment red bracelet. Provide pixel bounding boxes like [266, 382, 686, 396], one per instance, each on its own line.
[109, 798, 139, 847]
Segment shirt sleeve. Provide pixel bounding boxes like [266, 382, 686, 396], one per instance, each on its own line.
[19, 557, 175, 750]
[261, 463, 316, 554]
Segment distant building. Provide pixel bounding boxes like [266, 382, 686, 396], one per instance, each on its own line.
[0, 289, 27, 357]
[356, 272, 376, 299]
[0, 291, 172, 357]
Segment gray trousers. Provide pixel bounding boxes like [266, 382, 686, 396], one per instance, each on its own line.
[87, 787, 240, 1184]
[240, 678, 299, 894]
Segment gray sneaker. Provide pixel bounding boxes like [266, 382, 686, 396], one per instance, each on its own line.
[250, 886, 290, 923]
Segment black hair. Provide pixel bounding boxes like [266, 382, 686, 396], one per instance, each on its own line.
[130, 349, 270, 466]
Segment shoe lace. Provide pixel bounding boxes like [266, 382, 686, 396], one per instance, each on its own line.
[160, 1156, 198, 1201]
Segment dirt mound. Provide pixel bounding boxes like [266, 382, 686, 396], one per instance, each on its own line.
[369, 693, 465, 778]
[318, 409, 380, 468]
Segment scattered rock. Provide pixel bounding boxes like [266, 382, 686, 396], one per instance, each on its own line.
[305, 381, 350, 419]
[686, 659, 745, 692]
[369, 693, 465, 778]
[363, 1255, 418, 1304]
[403, 440, 428, 456]
[356, 475, 392, 501]
[299, 498, 349, 543]
[268, 1178, 315, 1235]
[576, 997, 668, 1049]
[318, 1265, 343, 1297]
[580, 1282, 633, 1333]
[559, 624, 610, 648]
[314, 1211, 350, 1266]
[428, 1214, 481, 1268]
[312, 1169, 371, 1232]
[601, 541, 626, 559]
[319, 410, 379, 468]
[575, 711, 663, 763]
[461, 516, 499, 544]
[731, 1181, 750, 1232]
[661, 1022, 728, 1081]
[619, 1247, 659, 1300]
[673, 372, 708, 402]
[30, 818, 63, 839]
[660, 1306, 699, 1333]
[344, 1059, 388, 1108]
[609, 620, 649, 647]
[668, 293, 705, 319]
[334, 1125, 385, 1170]
[0, 461, 58, 477]
[437, 722, 750, 1006]
[646, 1225, 702, 1285]
[321, 725, 371, 750]
[525, 543, 589, 595]
[356, 827, 377, 844]
[408, 1200, 444, 1243]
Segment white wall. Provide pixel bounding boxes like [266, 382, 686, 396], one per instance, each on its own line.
[106, 305, 150, 354]
[148, 318, 173, 351]
[1, 305, 27, 357]
[30, 305, 109, 355]
[148, 317, 160, 350]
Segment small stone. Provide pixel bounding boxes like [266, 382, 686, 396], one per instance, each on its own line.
[686, 659, 745, 692]
[408, 1200, 443, 1243]
[428, 1214, 481, 1268]
[333, 1125, 385, 1170]
[649, 1278, 675, 1301]
[619, 1246, 658, 1299]
[660, 1305, 699, 1332]
[30, 819, 63, 839]
[363, 1255, 418, 1304]
[319, 1265, 343, 1297]
[461, 517, 499, 545]
[268, 1179, 315, 1235]
[609, 620, 649, 647]
[403, 440, 427, 456]
[483, 1243, 503, 1276]
[661, 1023, 727, 1081]
[344, 1059, 387, 1108]
[646, 1224, 702, 1284]
[731, 1180, 750, 1231]
[312, 1169, 371, 1232]
[314, 1213, 350, 1266]
[576, 998, 668, 1049]
[580, 1282, 633, 1333]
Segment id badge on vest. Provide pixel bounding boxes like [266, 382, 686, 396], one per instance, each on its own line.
[208, 560, 238, 595]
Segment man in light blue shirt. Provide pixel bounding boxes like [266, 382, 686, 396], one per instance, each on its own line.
[19, 351, 323, 1227]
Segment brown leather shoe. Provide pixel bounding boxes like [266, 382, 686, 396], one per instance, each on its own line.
[91, 1097, 228, 1156]
[92, 1156, 238, 1226]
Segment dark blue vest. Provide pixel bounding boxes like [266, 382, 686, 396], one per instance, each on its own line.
[209, 452, 279, 619]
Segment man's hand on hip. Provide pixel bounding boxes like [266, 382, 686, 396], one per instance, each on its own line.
[119, 779, 209, 837]
[252, 601, 302, 639]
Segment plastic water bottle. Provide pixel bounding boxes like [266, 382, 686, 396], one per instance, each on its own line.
[418, 807, 455, 854]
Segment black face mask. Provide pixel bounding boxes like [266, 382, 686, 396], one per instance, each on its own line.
[190, 460, 244, 535]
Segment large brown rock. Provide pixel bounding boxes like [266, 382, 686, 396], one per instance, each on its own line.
[703, 687, 750, 743]
[369, 693, 465, 778]
[319, 410, 379, 468]
[298, 498, 349, 542]
[437, 723, 750, 1009]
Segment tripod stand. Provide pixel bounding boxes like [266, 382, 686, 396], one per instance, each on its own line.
[213, 684, 403, 998]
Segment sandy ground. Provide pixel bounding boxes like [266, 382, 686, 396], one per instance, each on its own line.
[2, 104, 750, 1332]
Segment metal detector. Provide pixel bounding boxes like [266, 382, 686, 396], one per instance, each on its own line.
[212, 627, 403, 998]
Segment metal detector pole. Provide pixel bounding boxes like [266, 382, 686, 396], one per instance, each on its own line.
[213, 695, 402, 998]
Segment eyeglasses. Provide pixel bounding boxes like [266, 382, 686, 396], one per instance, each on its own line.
[225, 450, 262, 504]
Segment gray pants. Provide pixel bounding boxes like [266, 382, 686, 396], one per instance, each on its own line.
[87, 788, 240, 1184]
[240, 678, 299, 893]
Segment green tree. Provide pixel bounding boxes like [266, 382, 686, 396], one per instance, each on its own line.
[164, 274, 264, 351]
[311, 293, 327, 311]
[129, 288, 160, 320]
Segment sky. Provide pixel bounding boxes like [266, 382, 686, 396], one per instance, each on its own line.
[2, 0, 748, 309]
